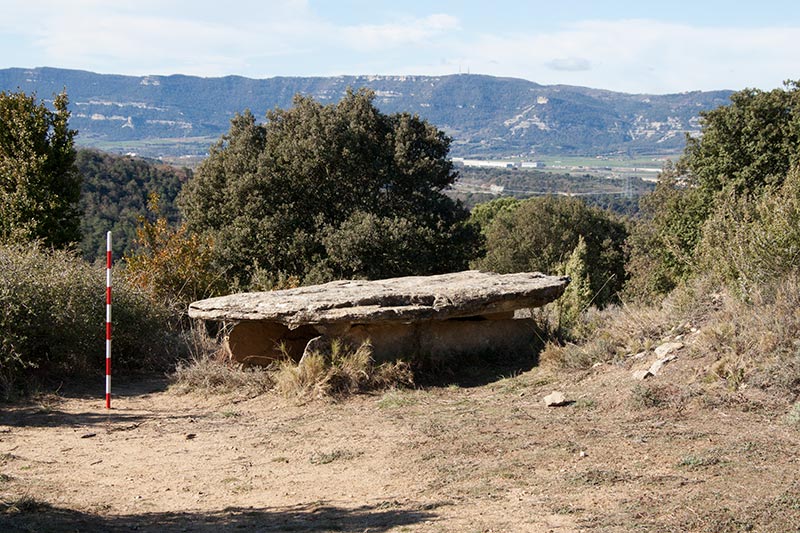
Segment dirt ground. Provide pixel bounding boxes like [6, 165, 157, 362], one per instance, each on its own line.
[2, 349, 800, 532]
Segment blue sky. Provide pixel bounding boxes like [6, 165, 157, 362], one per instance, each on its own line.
[3, 0, 800, 93]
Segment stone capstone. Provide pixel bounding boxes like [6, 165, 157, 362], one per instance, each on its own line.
[188, 270, 570, 365]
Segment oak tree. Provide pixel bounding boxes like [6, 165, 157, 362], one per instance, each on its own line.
[0, 90, 81, 248]
[180, 89, 480, 284]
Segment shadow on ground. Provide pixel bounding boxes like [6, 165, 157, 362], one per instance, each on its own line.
[0, 406, 197, 429]
[0, 500, 442, 532]
[414, 347, 543, 389]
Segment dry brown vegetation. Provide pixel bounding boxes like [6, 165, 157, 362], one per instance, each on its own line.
[2, 278, 800, 532]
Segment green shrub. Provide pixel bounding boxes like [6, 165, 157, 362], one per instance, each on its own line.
[473, 195, 627, 308]
[698, 167, 800, 297]
[624, 168, 710, 300]
[0, 243, 178, 397]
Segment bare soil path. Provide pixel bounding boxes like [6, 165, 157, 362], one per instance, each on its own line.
[1, 356, 799, 532]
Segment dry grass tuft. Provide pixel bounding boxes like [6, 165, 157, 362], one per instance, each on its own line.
[172, 331, 413, 399]
[273, 339, 413, 398]
[1, 494, 46, 515]
[170, 324, 274, 396]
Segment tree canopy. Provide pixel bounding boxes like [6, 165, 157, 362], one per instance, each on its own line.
[685, 81, 800, 197]
[0, 90, 81, 248]
[179, 88, 480, 284]
[626, 81, 800, 297]
[76, 149, 188, 262]
[473, 195, 627, 307]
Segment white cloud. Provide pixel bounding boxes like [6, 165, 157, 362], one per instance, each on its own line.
[3, 4, 800, 93]
[547, 57, 592, 72]
[339, 14, 460, 50]
[443, 19, 800, 92]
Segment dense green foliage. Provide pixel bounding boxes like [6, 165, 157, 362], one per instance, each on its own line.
[77, 149, 188, 261]
[0, 90, 81, 247]
[0, 243, 178, 397]
[699, 168, 800, 296]
[684, 82, 800, 196]
[627, 82, 800, 297]
[468, 197, 521, 234]
[180, 89, 480, 285]
[474, 195, 627, 307]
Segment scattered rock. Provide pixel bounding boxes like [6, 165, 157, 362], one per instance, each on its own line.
[654, 341, 684, 358]
[185, 433, 196, 440]
[649, 354, 678, 376]
[543, 391, 571, 407]
[632, 351, 648, 359]
[632, 369, 652, 381]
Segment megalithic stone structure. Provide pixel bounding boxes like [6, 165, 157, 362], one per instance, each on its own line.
[188, 270, 570, 365]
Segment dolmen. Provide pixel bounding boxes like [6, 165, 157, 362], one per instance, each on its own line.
[188, 270, 570, 365]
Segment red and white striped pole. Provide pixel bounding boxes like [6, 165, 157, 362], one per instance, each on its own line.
[105, 231, 112, 409]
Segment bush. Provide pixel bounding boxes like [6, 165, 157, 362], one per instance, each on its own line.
[624, 167, 710, 300]
[473, 195, 627, 308]
[698, 166, 800, 297]
[0, 243, 178, 397]
[124, 194, 226, 316]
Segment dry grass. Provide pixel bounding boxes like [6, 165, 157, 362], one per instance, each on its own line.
[691, 275, 800, 393]
[541, 272, 800, 402]
[273, 339, 413, 398]
[170, 324, 274, 396]
[172, 330, 413, 399]
[539, 299, 676, 370]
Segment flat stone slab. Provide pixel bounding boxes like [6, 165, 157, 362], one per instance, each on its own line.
[188, 270, 570, 326]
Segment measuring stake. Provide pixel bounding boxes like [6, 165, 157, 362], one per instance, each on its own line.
[106, 231, 112, 409]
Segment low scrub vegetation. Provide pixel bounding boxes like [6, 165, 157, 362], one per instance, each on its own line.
[0, 243, 180, 398]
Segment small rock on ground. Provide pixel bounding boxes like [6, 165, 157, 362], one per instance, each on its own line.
[543, 391, 571, 407]
[654, 341, 684, 358]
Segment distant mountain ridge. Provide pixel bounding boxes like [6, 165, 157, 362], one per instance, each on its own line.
[0, 67, 733, 159]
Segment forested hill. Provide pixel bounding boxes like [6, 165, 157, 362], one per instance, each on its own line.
[0, 67, 732, 159]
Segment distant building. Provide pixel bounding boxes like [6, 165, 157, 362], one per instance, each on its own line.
[452, 157, 517, 169]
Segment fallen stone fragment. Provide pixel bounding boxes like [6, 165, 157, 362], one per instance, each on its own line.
[189, 270, 569, 364]
[654, 341, 684, 358]
[648, 354, 678, 376]
[543, 391, 571, 406]
[632, 369, 652, 381]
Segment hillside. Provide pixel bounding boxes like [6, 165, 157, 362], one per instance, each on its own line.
[0, 67, 732, 159]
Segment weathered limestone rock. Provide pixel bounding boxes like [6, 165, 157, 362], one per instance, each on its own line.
[543, 391, 571, 407]
[654, 341, 684, 358]
[189, 270, 569, 365]
[648, 354, 678, 376]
